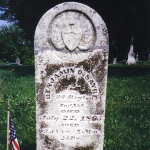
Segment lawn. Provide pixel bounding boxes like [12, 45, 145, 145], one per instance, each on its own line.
[104, 65, 150, 149]
[0, 64, 150, 150]
[0, 66, 36, 150]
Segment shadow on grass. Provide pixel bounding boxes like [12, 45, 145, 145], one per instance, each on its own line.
[20, 144, 36, 150]
[108, 66, 150, 78]
[0, 66, 35, 77]
[1, 65, 150, 78]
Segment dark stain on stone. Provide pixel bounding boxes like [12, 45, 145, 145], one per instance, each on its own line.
[98, 109, 104, 115]
[75, 145, 94, 150]
[44, 135, 54, 149]
[39, 101, 47, 114]
[45, 135, 53, 145]
[77, 61, 90, 72]
[36, 82, 48, 114]
[46, 64, 62, 77]
[65, 50, 108, 103]
[55, 76, 92, 95]
[92, 123, 101, 130]
[40, 121, 48, 128]
[36, 82, 45, 94]
[96, 102, 104, 114]
[43, 135, 67, 149]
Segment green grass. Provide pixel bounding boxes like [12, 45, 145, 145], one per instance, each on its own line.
[0, 66, 35, 150]
[104, 65, 150, 149]
[0, 65, 150, 150]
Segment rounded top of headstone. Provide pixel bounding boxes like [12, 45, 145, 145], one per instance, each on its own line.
[34, 2, 108, 62]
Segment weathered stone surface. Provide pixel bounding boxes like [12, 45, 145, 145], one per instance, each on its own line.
[35, 2, 109, 150]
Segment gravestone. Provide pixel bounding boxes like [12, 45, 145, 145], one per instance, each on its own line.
[136, 53, 138, 62]
[34, 2, 109, 150]
[5, 62, 9, 65]
[113, 58, 117, 64]
[16, 58, 20, 65]
[127, 41, 136, 65]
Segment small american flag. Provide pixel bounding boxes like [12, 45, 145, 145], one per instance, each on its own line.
[9, 112, 20, 150]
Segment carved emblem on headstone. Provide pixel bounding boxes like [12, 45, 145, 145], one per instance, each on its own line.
[49, 11, 95, 51]
[62, 22, 82, 51]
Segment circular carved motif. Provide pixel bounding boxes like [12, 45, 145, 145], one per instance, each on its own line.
[49, 11, 96, 51]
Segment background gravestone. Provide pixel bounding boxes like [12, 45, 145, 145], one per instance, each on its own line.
[127, 43, 136, 65]
[34, 2, 109, 150]
[16, 58, 20, 65]
[113, 58, 117, 64]
[136, 53, 138, 62]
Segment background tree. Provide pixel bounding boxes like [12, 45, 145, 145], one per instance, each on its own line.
[0, 0, 150, 62]
[0, 24, 34, 65]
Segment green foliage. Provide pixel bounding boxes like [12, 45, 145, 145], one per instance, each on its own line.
[0, 24, 34, 65]
[0, 65, 150, 149]
[0, 66, 35, 150]
[21, 46, 34, 66]
[0, 24, 23, 61]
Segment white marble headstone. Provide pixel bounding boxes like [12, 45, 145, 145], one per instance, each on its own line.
[16, 58, 20, 65]
[136, 53, 138, 62]
[34, 2, 109, 150]
[127, 44, 136, 65]
[113, 58, 117, 64]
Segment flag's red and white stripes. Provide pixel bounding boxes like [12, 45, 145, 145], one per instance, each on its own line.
[11, 139, 20, 150]
[9, 112, 20, 150]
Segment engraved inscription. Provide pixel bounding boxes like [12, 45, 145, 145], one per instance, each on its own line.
[44, 67, 99, 101]
[39, 91, 103, 146]
[38, 114, 102, 123]
[38, 66, 104, 147]
[41, 128, 101, 135]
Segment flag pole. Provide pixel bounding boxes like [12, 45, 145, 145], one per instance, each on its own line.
[7, 99, 10, 150]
